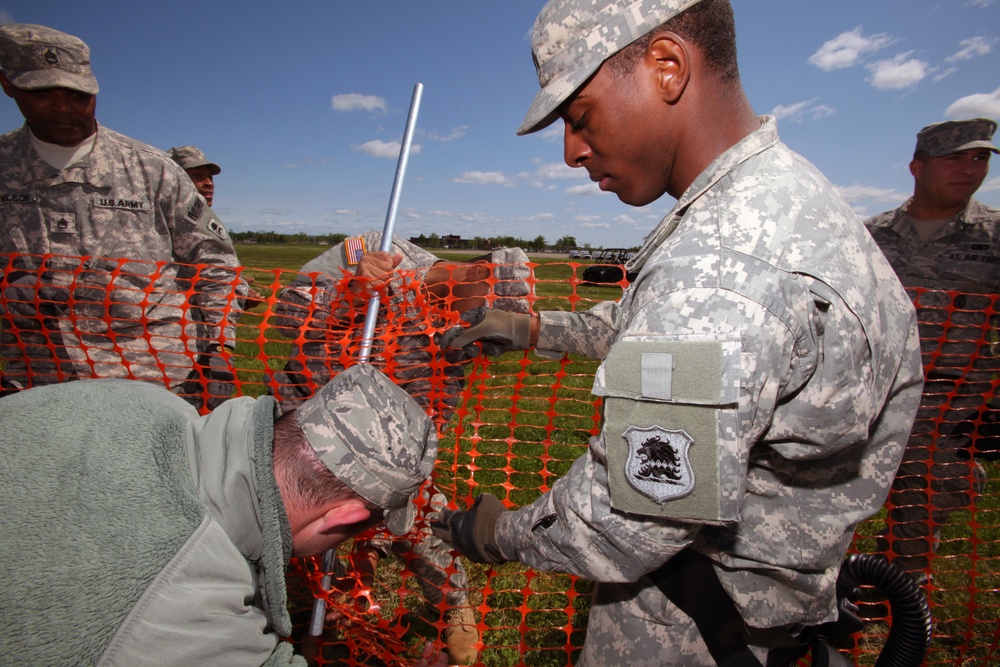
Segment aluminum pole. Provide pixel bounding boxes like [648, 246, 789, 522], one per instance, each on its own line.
[309, 82, 424, 637]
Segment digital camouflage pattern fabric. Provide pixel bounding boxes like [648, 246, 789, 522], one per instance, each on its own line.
[0, 125, 246, 393]
[272, 232, 530, 413]
[494, 117, 924, 666]
[865, 198, 1000, 293]
[168, 145, 221, 175]
[914, 118, 999, 157]
[519, 0, 705, 135]
[0, 23, 99, 94]
[296, 364, 438, 536]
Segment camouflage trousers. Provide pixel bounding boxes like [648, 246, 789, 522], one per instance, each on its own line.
[577, 579, 773, 667]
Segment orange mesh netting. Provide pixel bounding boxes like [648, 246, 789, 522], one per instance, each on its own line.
[1, 252, 998, 666]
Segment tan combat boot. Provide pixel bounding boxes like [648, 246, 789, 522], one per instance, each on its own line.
[445, 606, 479, 665]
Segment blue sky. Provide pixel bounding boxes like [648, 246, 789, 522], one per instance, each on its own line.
[2, 0, 998, 250]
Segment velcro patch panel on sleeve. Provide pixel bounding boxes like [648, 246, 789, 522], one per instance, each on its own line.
[597, 335, 742, 524]
[193, 205, 232, 247]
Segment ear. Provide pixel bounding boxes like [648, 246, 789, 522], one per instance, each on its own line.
[290, 498, 374, 557]
[909, 158, 923, 180]
[314, 499, 372, 534]
[646, 33, 691, 104]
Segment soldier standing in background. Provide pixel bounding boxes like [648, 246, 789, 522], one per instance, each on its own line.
[168, 144, 220, 206]
[866, 118, 1000, 292]
[168, 143, 265, 310]
[0, 24, 246, 409]
[866, 118, 1000, 573]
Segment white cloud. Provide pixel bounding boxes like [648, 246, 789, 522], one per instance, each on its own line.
[865, 52, 928, 90]
[972, 0, 998, 7]
[808, 27, 894, 71]
[612, 214, 639, 227]
[835, 184, 910, 204]
[418, 209, 492, 225]
[259, 207, 295, 216]
[579, 221, 611, 229]
[533, 162, 584, 180]
[452, 170, 510, 186]
[450, 161, 587, 190]
[539, 125, 563, 143]
[425, 126, 468, 143]
[770, 98, 836, 122]
[946, 36, 996, 63]
[331, 93, 386, 113]
[945, 86, 1000, 118]
[354, 139, 422, 159]
[566, 183, 604, 196]
[332, 208, 356, 215]
[981, 176, 1000, 192]
[933, 66, 958, 83]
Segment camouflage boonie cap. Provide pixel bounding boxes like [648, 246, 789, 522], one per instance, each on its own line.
[296, 364, 437, 535]
[168, 145, 222, 175]
[518, 0, 704, 135]
[915, 118, 999, 157]
[0, 24, 98, 95]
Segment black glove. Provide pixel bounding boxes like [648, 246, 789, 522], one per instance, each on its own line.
[179, 347, 236, 411]
[439, 307, 532, 358]
[431, 493, 509, 564]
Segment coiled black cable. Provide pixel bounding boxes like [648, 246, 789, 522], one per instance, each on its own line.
[839, 553, 933, 667]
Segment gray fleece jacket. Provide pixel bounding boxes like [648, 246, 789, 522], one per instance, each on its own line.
[0, 379, 304, 666]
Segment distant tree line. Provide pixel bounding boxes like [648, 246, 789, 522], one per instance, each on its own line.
[229, 230, 349, 245]
[230, 230, 629, 253]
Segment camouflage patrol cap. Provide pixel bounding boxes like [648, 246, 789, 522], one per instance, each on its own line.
[295, 364, 437, 535]
[0, 24, 98, 95]
[915, 118, 999, 157]
[168, 145, 222, 175]
[518, 0, 705, 135]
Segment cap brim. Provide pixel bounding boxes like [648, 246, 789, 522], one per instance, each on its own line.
[183, 161, 222, 175]
[10, 69, 98, 95]
[929, 140, 1000, 157]
[516, 54, 606, 136]
[955, 140, 1000, 154]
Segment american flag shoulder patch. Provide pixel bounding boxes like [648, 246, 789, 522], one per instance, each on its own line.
[345, 236, 367, 266]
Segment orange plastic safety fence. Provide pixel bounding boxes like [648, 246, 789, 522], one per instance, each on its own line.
[2, 253, 998, 667]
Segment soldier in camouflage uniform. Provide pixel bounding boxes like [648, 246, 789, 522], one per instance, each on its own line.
[865, 119, 999, 572]
[1, 364, 446, 666]
[0, 24, 246, 411]
[434, 1, 923, 665]
[866, 118, 1000, 292]
[272, 230, 531, 411]
[273, 231, 531, 665]
[168, 144, 266, 309]
[168, 144, 221, 207]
